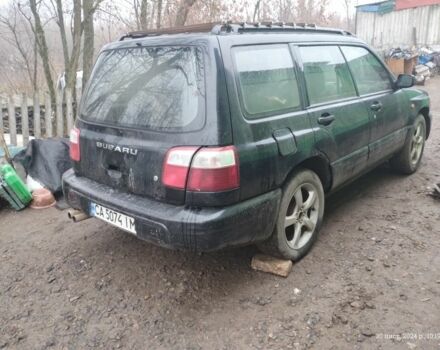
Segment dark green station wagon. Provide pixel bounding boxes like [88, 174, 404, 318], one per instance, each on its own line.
[63, 22, 431, 260]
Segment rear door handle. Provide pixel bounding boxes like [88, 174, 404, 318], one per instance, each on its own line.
[318, 113, 335, 126]
[370, 101, 383, 111]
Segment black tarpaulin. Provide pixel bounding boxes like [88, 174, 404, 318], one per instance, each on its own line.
[13, 138, 72, 194]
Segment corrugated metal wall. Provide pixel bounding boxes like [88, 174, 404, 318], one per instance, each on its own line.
[396, 0, 440, 11]
[356, 5, 440, 48]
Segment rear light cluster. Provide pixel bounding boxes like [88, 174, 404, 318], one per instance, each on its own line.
[162, 146, 239, 192]
[69, 127, 81, 161]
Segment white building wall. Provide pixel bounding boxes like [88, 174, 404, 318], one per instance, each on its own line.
[356, 5, 440, 48]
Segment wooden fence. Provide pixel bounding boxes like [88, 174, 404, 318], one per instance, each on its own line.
[0, 88, 78, 147]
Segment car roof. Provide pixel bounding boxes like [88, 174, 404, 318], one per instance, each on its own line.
[103, 22, 366, 51]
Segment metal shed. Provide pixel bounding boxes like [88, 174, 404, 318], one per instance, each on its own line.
[355, 0, 440, 48]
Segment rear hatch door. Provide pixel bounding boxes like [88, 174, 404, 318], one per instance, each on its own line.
[74, 39, 231, 205]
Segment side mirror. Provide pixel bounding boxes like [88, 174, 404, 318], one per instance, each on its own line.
[395, 74, 415, 89]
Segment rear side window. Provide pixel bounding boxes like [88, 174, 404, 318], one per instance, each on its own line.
[233, 45, 301, 117]
[341, 46, 392, 95]
[299, 46, 357, 105]
[81, 46, 205, 131]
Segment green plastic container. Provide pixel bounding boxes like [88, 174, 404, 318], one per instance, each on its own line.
[0, 180, 26, 210]
[0, 164, 32, 205]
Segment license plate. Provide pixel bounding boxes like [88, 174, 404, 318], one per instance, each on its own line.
[90, 202, 136, 234]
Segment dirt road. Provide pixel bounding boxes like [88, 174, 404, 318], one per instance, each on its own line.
[1, 77, 440, 350]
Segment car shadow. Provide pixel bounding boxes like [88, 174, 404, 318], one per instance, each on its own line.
[325, 162, 402, 214]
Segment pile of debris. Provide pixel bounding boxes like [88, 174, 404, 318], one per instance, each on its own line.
[415, 46, 440, 84]
[0, 136, 71, 211]
[387, 47, 415, 60]
[385, 46, 440, 85]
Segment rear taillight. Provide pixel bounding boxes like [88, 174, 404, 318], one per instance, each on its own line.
[162, 146, 239, 192]
[187, 146, 239, 192]
[162, 147, 198, 189]
[69, 127, 80, 161]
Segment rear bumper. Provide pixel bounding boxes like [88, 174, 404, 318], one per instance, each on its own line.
[62, 169, 281, 252]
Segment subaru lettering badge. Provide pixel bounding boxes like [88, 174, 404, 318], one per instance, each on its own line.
[96, 141, 138, 155]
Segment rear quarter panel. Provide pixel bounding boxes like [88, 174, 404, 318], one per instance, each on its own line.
[218, 35, 319, 201]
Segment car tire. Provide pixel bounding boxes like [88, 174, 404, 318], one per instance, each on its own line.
[257, 169, 325, 261]
[390, 114, 426, 175]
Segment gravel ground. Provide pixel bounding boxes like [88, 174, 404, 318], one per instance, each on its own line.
[1, 76, 440, 350]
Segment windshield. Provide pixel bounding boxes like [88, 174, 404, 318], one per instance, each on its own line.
[80, 46, 205, 131]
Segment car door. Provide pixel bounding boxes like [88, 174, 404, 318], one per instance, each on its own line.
[297, 45, 372, 188]
[219, 38, 317, 202]
[340, 46, 408, 165]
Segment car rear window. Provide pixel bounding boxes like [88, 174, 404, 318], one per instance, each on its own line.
[80, 46, 205, 131]
[233, 45, 301, 118]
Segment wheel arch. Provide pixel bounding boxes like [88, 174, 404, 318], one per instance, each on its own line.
[286, 155, 333, 192]
[419, 107, 431, 138]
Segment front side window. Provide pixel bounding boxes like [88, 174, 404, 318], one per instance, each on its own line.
[299, 45, 357, 105]
[81, 46, 205, 131]
[341, 46, 392, 95]
[233, 45, 301, 117]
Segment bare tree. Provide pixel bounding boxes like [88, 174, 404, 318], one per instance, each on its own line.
[157, 0, 163, 28]
[52, 0, 82, 95]
[0, 0, 351, 95]
[0, 1, 38, 91]
[174, 0, 197, 26]
[140, 0, 148, 30]
[29, 0, 56, 104]
[344, 0, 352, 30]
[83, 0, 104, 90]
[130, 0, 149, 30]
[253, 0, 262, 22]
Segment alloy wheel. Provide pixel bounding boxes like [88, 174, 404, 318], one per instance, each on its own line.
[284, 183, 319, 249]
[410, 122, 425, 166]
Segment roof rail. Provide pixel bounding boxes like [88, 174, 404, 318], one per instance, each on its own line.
[119, 22, 353, 40]
[217, 22, 353, 36]
[119, 22, 222, 40]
